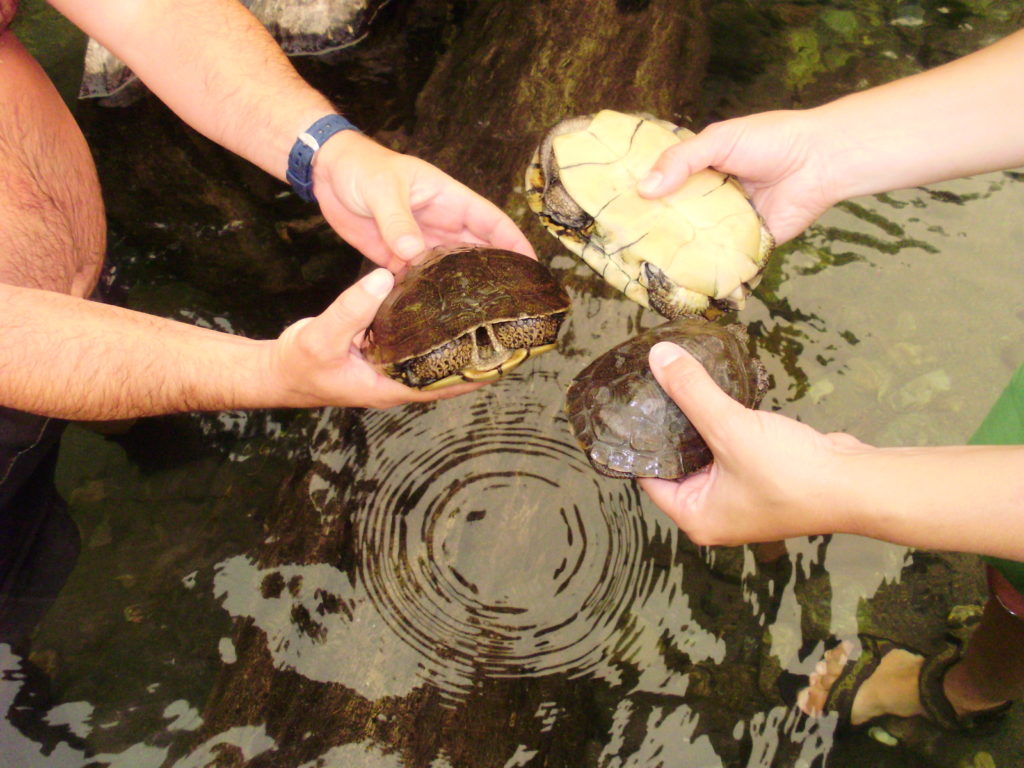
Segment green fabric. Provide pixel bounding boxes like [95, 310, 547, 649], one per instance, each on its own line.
[969, 363, 1024, 593]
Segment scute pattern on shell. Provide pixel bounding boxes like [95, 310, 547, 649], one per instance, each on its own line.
[365, 244, 570, 389]
[566, 319, 769, 479]
[527, 109, 774, 317]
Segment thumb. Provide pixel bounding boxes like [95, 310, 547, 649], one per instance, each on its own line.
[648, 342, 743, 444]
[297, 268, 394, 359]
[360, 172, 426, 262]
[636, 132, 719, 198]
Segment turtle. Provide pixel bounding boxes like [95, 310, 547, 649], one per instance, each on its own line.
[565, 319, 768, 479]
[525, 110, 774, 479]
[364, 244, 571, 390]
[80, 0, 394, 105]
[526, 109, 774, 317]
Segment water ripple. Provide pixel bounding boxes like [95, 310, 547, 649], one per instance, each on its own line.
[313, 380, 654, 699]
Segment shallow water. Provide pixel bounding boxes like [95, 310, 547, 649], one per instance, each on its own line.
[3, 2, 1024, 767]
[5, 173, 1020, 768]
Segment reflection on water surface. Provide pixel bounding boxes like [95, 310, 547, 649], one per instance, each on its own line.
[3, 2, 1024, 767]
[5, 172, 1019, 768]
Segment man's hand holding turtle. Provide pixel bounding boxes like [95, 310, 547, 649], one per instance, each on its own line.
[311, 130, 535, 271]
[265, 268, 480, 409]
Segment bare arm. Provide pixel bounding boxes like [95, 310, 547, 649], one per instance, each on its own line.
[3, 0, 519, 419]
[0, 274, 474, 420]
[639, 345, 1024, 562]
[815, 27, 1024, 199]
[634, 32, 1024, 556]
[833, 444, 1024, 560]
[51, 0, 329, 180]
[49, 0, 534, 266]
[640, 28, 1024, 243]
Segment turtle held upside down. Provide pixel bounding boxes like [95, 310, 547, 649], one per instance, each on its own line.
[527, 109, 774, 318]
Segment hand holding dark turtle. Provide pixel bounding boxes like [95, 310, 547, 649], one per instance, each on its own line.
[638, 342, 870, 546]
[269, 268, 483, 409]
[527, 110, 775, 479]
[312, 131, 536, 273]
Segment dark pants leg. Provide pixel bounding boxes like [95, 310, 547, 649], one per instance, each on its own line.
[0, 409, 78, 648]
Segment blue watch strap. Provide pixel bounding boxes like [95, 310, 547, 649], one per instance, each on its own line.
[286, 114, 360, 203]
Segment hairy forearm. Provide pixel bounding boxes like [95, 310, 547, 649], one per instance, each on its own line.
[0, 283, 280, 419]
[812, 28, 1024, 200]
[832, 444, 1024, 561]
[51, 0, 335, 180]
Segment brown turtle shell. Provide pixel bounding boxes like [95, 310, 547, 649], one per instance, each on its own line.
[566, 319, 768, 479]
[365, 245, 570, 388]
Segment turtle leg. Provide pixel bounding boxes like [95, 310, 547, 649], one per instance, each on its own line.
[468, 324, 515, 372]
[642, 262, 709, 319]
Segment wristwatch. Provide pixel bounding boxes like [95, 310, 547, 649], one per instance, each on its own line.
[285, 113, 360, 203]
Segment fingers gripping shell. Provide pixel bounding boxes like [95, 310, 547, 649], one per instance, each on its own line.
[364, 245, 570, 389]
[566, 319, 769, 479]
[527, 110, 774, 317]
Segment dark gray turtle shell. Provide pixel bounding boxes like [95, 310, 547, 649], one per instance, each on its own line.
[365, 245, 570, 389]
[566, 319, 768, 479]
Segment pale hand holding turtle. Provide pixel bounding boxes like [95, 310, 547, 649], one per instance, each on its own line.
[638, 342, 1024, 561]
[528, 109, 774, 316]
[636, 341, 864, 544]
[635, 109, 844, 246]
[638, 33, 1024, 244]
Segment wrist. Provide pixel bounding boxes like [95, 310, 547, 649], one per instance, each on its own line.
[286, 113, 361, 202]
[809, 437, 883, 538]
[799, 103, 864, 208]
[255, 320, 327, 409]
[310, 128, 367, 197]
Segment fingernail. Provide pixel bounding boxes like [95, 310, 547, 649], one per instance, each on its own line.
[363, 268, 393, 298]
[637, 171, 663, 196]
[649, 341, 684, 368]
[394, 235, 424, 260]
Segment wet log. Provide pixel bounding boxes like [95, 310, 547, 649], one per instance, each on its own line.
[397, 0, 711, 220]
[186, 2, 720, 768]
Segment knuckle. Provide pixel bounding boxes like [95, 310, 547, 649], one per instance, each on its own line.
[379, 212, 414, 236]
